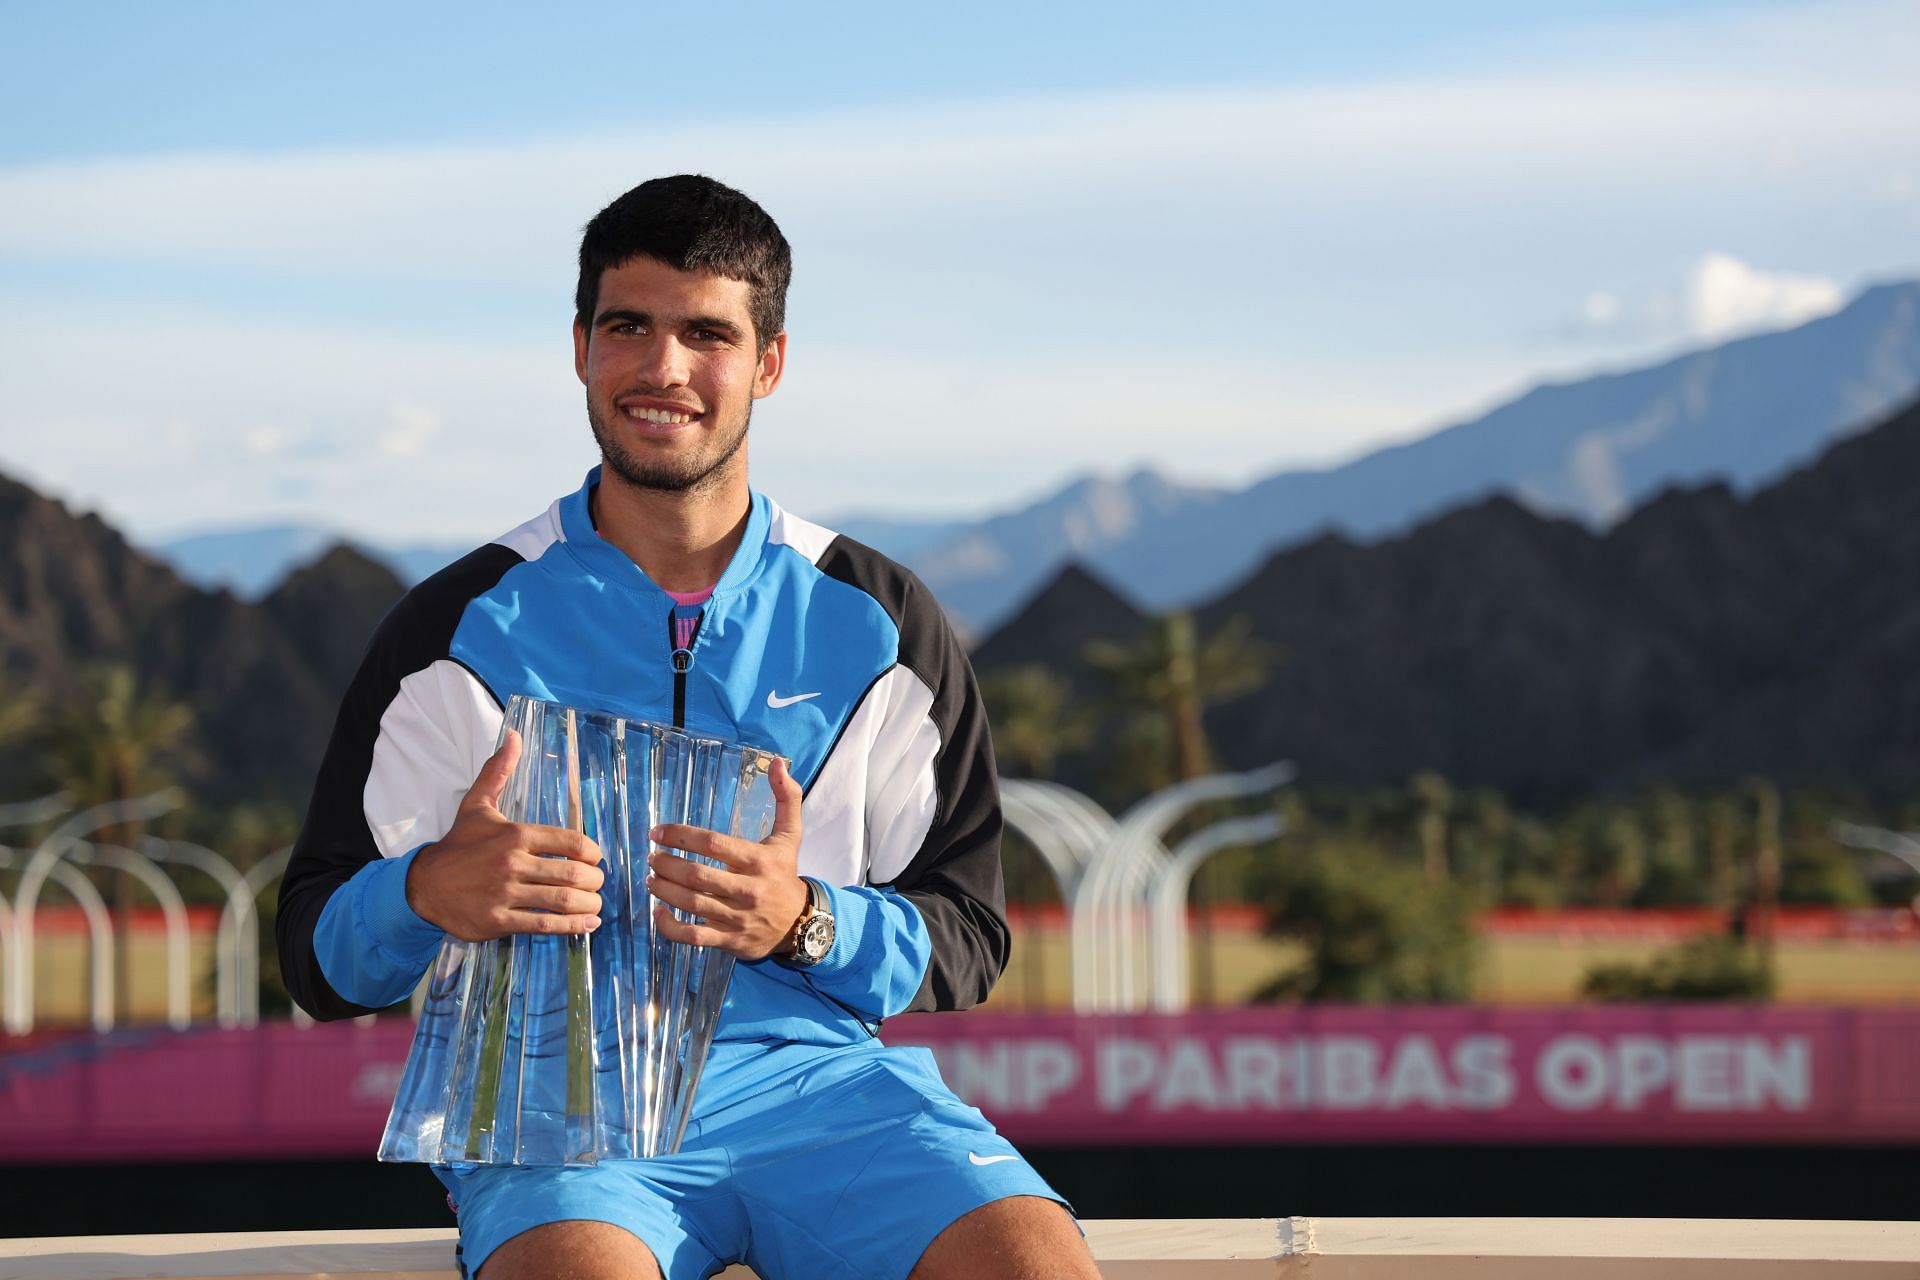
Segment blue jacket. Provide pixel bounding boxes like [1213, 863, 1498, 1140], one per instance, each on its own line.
[277, 468, 1007, 1047]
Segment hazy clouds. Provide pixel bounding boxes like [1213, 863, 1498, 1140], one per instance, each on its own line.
[0, 0, 1914, 541]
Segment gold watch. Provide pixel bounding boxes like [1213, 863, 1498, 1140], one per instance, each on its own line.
[779, 876, 836, 968]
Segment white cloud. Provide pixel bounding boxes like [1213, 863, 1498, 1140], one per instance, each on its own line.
[0, 294, 1516, 542]
[1683, 253, 1845, 341]
[379, 401, 442, 458]
[0, 0, 1915, 536]
[1565, 252, 1846, 346]
[0, 299, 579, 542]
[3, 0, 1917, 307]
[0, 70, 1912, 286]
[244, 425, 299, 456]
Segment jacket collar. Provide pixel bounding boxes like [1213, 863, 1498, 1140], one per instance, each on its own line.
[558, 465, 771, 599]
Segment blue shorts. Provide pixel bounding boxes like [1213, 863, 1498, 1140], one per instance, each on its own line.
[437, 1040, 1070, 1280]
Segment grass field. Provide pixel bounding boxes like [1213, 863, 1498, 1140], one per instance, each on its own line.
[984, 922, 1920, 1009]
[6, 931, 222, 1025]
[6, 920, 1918, 1025]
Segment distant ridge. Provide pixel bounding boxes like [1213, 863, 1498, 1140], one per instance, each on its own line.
[155, 523, 469, 599]
[4, 393, 1914, 805]
[916, 281, 1920, 632]
[971, 563, 1146, 679]
[973, 392, 1920, 797]
[0, 474, 405, 805]
[139, 283, 1920, 626]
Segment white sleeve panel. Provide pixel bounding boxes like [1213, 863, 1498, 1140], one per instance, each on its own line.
[802, 664, 942, 886]
[798, 686, 878, 887]
[865, 667, 942, 883]
[805, 663, 943, 886]
[493, 498, 566, 562]
[765, 499, 840, 564]
[364, 660, 505, 858]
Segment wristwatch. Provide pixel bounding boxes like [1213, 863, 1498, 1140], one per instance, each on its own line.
[779, 876, 836, 968]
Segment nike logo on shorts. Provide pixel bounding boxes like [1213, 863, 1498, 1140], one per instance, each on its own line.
[767, 690, 822, 709]
[968, 1152, 1018, 1166]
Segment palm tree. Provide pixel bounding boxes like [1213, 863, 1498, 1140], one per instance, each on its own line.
[41, 665, 195, 815]
[1087, 612, 1270, 1005]
[1084, 612, 1270, 785]
[1705, 794, 1740, 915]
[38, 665, 196, 1018]
[1409, 771, 1453, 883]
[0, 673, 44, 748]
[978, 665, 1092, 781]
[1746, 778, 1782, 980]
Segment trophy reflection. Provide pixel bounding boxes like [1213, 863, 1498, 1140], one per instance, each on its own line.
[380, 695, 778, 1166]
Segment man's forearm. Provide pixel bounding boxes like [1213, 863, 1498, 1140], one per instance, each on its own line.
[305, 847, 447, 1012]
[782, 882, 935, 1021]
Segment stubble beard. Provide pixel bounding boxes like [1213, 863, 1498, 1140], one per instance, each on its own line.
[588, 394, 751, 499]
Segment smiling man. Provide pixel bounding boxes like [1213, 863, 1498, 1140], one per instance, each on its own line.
[276, 176, 1099, 1280]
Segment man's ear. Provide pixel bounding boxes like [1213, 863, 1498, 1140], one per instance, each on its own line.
[573, 318, 589, 385]
[754, 332, 788, 399]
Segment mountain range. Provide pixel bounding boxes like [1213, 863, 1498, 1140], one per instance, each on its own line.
[919, 281, 1920, 631]
[3, 391, 1914, 808]
[0, 474, 405, 807]
[974, 392, 1920, 799]
[145, 282, 1920, 636]
[154, 525, 466, 600]
[11, 277, 1916, 807]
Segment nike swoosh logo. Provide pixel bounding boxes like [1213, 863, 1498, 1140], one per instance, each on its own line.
[767, 690, 823, 709]
[968, 1152, 1018, 1166]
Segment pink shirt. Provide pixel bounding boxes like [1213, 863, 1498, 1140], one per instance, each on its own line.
[665, 585, 713, 651]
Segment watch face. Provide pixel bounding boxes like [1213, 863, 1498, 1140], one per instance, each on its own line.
[797, 914, 836, 964]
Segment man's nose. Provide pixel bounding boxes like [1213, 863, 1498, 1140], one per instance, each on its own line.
[636, 335, 690, 387]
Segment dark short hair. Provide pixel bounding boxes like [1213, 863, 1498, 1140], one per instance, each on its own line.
[575, 175, 792, 348]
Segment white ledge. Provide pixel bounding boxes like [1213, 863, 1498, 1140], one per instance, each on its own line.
[5, 1219, 1920, 1279]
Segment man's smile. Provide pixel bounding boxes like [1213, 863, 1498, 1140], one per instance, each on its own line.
[619, 396, 705, 435]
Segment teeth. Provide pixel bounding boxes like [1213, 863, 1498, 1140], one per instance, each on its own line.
[631, 407, 694, 425]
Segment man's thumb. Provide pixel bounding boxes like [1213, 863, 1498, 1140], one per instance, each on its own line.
[461, 729, 522, 815]
[766, 756, 802, 843]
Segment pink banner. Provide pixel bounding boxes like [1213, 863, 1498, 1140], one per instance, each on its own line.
[3, 1006, 1917, 1163]
[883, 1005, 1920, 1147]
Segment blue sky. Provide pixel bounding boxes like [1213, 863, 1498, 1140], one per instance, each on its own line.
[1, 0, 1915, 544]
[0, 1, 1771, 162]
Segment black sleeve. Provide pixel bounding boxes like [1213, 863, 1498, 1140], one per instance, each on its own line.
[275, 545, 518, 1020]
[817, 539, 1010, 1013]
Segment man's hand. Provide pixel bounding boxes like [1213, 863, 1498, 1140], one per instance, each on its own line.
[405, 729, 605, 941]
[647, 757, 808, 960]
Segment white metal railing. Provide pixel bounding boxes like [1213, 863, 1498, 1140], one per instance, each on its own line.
[62, 842, 192, 1030]
[1834, 822, 1920, 878]
[5, 790, 186, 1034]
[1003, 765, 1294, 1013]
[239, 847, 314, 1027]
[1149, 809, 1288, 1010]
[2, 768, 1295, 1031]
[142, 838, 252, 1028]
[1, 843, 116, 1031]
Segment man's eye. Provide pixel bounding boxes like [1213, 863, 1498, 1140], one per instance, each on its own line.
[693, 328, 725, 342]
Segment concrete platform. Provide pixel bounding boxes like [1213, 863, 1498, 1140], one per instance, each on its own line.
[5, 1218, 1919, 1279]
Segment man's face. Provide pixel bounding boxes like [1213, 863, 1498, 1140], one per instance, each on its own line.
[574, 255, 786, 497]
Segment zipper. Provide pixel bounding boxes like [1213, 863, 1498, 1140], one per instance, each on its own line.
[667, 606, 704, 729]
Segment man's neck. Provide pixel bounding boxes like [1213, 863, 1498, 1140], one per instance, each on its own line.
[592, 472, 751, 594]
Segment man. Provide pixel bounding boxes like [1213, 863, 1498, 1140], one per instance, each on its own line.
[277, 176, 1100, 1280]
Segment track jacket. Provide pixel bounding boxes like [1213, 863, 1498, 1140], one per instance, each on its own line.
[276, 468, 1007, 1047]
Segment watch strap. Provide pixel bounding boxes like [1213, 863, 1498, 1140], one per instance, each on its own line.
[780, 876, 834, 968]
[803, 874, 830, 920]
